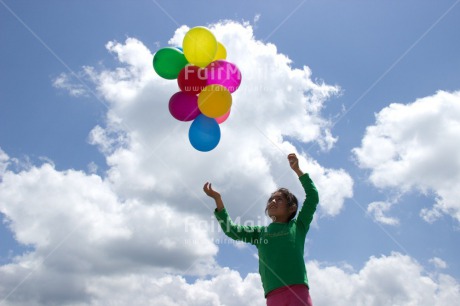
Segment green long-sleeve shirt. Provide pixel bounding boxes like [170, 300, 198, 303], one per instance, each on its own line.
[214, 173, 319, 296]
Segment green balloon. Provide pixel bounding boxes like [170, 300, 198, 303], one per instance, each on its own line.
[153, 47, 188, 80]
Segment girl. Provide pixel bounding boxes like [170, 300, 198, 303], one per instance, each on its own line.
[203, 153, 318, 306]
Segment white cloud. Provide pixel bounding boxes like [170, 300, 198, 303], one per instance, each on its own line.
[309, 252, 460, 306]
[0, 162, 458, 306]
[52, 72, 89, 97]
[253, 14, 261, 25]
[367, 201, 400, 226]
[87, 161, 98, 174]
[0, 21, 355, 305]
[74, 269, 264, 306]
[63, 253, 460, 306]
[353, 90, 460, 223]
[0, 147, 9, 177]
[430, 257, 448, 270]
[81, 21, 351, 220]
[0, 163, 220, 304]
[2, 163, 218, 266]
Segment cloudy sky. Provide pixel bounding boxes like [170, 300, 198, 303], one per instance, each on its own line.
[1, 1, 460, 305]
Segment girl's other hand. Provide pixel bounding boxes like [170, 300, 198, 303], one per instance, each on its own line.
[203, 182, 221, 200]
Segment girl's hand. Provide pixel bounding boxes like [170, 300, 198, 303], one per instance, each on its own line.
[288, 153, 304, 177]
[288, 153, 300, 170]
[203, 182, 221, 200]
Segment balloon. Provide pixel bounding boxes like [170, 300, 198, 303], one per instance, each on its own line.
[177, 65, 207, 95]
[182, 26, 217, 68]
[169, 92, 201, 121]
[205, 60, 242, 93]
[153, 47, 188, 80]
[215, 109, 230, 124]
[198, 84, 232, 118]
[189, 114, 221, 152]
[213, 42, 227, 61]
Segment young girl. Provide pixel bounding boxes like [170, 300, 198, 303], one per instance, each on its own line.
[203, 153, 318, 306]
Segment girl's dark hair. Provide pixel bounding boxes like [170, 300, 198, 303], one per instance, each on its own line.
[265, 188, 298, 222]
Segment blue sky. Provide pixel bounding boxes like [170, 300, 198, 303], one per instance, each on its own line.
[1, 1, 460, 305]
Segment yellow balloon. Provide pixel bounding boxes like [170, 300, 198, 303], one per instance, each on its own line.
[213, 42, 227, 61]
[198, 85, 232, 118]
[183, 27, 217, 68]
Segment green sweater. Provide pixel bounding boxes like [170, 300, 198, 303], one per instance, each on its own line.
[214, 174, 319, 296]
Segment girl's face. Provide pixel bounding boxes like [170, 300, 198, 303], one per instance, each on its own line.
[266, 191, 295, 222]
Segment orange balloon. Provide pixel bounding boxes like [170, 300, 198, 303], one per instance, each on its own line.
[198, 85, 232, 118]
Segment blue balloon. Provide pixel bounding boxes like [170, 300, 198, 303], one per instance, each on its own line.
[189, 114, 221, 152]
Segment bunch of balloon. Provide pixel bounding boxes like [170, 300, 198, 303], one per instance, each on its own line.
[152, 26, 242, 152]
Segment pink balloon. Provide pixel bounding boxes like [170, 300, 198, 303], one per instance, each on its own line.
[205, 60, 242, 93]
[215, 109, 231, 124]
[168, 92, 201, 121]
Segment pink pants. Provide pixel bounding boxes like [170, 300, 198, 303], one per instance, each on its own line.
[266, 284, 313, 306]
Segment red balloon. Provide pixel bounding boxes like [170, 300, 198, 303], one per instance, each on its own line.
[177, 65, 208, 95]
[168, 92, 201, 121]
